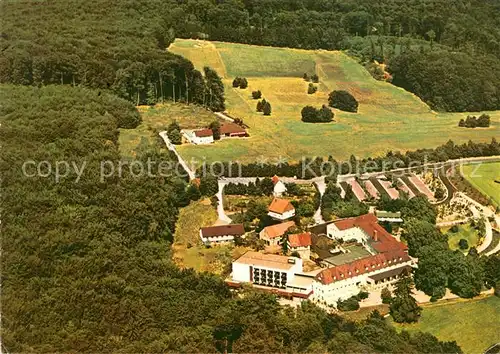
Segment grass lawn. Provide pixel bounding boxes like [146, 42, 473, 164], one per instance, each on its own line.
[462, 162, 500, 207]
[172, 199, 250, 275]
[119, 103, 219, 158]
[442, 224, 480, 252]
[167, 39, 499, 165]
[391, 296, 500, 354]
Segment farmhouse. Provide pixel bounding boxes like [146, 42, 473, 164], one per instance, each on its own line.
[220, 122, 248, 138]
[287, 232, 312, 259]
[229, 251, 314, 299]
[259, 221, 295, 246]
[199, 224, 245, 244]
[268, 198, 295, 220]
[272, 175, 287, 197]
[182, 128, 214, 145]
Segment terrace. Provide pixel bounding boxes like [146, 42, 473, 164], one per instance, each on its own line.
[408, 175, 435, 200]
[377, 178, 400, 200]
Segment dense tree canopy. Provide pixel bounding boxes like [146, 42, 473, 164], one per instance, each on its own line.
[2, 0, 500, 112]
[389, 50, 500, 111]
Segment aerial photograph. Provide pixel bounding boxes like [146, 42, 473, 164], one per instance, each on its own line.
[2, 0, 500, 353]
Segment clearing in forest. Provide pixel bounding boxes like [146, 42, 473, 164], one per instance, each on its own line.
[164, 39, 499, 165]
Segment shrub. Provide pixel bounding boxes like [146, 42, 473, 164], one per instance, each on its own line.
[311, 74, 319, 83]
[458, 238, 469, 250]
[239, 77, 248, 89]
[168, 128, 182, 145]
[263, 101, 272, 116]
[337, 296, 360, 311]
[328, 90, 359, 112]
[307, 83, 317, 94]
[256, 99, 265, 112]
[291, 251, 301, 258]
[233, 77, 248, 89]
[450, 225, 459, 233]
[303, 73, 309, 81]
[460, 114, 491, 128]
[356, 291, 369, 300]
[381, 287, 392, 304]
[252, 90, 262, 99]
[209, 120, 221, 140]
[301, 105, 334, 123]
[232, 77, 241, 87]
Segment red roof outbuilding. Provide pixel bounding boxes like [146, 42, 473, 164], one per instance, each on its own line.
[288, 232, 312, 248]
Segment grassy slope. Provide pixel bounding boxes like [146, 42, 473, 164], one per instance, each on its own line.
[119, 103, 219, 158]
[168, 39, 499, 165]
[462, 162, 500, 207]
[392, 296, 500, 354]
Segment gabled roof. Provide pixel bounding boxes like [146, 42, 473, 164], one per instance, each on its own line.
[333, 214, 407, 253]
[220, 122, 246, 135]
[268, 198, 295, 214]
[262, 221, 295, 239]
[272, 175, 280, 184]
[195, 129, 213, 137]
[316, 250, 411, 285]
[200, 224, 245, 237]
[288, 232, 312, 248]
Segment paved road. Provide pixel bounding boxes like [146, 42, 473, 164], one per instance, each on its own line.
[159, 131, 196, 180]
[216, 181, 232, 224]
[313, 178, 326, 225]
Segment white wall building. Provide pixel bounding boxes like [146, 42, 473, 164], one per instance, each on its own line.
[268, 198, 295, 221]
[200, 224, 245, 244]
[272, 176, 287, 197]
[230, 251, 313, 298]
[182, 129, 214, 145]
[312, 251, 412, 306]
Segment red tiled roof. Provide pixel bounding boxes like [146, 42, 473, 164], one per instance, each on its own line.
[195, 129, 213, 137]
[200, 224, 245, 237]
[272, 175, 280, 185]
[333, 214, 407, 253]
[262, 221, 295, 239]
[288, 232, 312, 248]
[220, 123, 246, 135]
[316, 250, 411, 285]
[268, 198, 295, 214]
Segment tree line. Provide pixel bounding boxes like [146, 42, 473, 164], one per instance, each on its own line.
[197, 138, 500, 179]
[0, 0, 225, 110]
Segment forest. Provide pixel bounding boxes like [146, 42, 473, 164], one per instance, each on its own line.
[1, 0, 500, 110]
[1, 0, 499, 351]
[1, 84, 464, 352]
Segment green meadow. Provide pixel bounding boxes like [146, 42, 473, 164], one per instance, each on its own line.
[159, 39, 499, 165]
[462, 162, 500, 207]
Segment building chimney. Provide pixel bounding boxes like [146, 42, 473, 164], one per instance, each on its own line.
[373, 230, 378, 242]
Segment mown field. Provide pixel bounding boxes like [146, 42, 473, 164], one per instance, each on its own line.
[462, 162, 500, 207]
[167, 39, 499, 165]
[392, 296, 500, 354]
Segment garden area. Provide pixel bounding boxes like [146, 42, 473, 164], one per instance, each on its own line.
[172, 199, 249, 274]
[441, 223, 482, 252]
